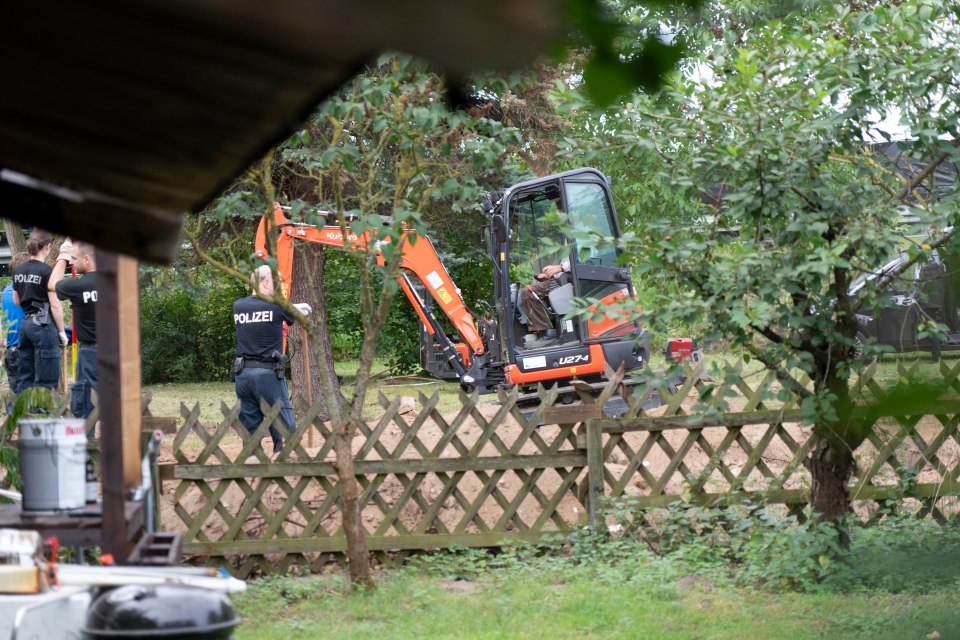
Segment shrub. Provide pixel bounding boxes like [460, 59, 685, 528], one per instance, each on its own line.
[140, 266, 247, 384]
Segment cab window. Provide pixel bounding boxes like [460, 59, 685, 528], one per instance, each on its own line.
[564, 182, 619, 268]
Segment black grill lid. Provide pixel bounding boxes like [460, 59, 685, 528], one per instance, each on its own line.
[83, 584, 239, 639]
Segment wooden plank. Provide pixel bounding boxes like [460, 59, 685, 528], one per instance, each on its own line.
[649, 429, 700, 495]
[374, 472, 429, 536]
[543, 403, 601, 425]
[97, 249, 124, 560]
[97, 250, 143, 563]
[172, 403, 202, 462]
[608, 479, 960, 511]
[127, 532, 183, 567]
[260, 476, 312, 540]
[493, 467, 546, 532]
[425, 391, 475, 458]
[622, 489, 808, 509]
[173, 451, 587, 480]
[184, 530, 571, 556]
[585, 420, 604, 525]
[118, 255, 142, 488]
[598, 409, 808, 433]
[531, 466, 585, 531]
[849, 479, 960, 502]
[453, 469, 506, 534]
[0, 566, 41, 593]
[414, 471, 466, 535]
[597, 400, 960, 434]
[158, 463, 176, 482]
[0, 501, 143, 549]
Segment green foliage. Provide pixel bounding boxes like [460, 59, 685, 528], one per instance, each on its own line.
[321, 252, 363, 359]
[402, 500, 960, 595]
[561, 1, 960, 447]
[245, 572, 350, 606]
[140, 266, 247, 384]
[564, 0, 692, 106]
[0, 387, 62, 493]
[609, 497, 960, 593]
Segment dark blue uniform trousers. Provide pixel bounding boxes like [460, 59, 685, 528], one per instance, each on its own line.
[71, 345, 98, 424]
[17, 320, 59, 392]
[235, 367, 295, 452]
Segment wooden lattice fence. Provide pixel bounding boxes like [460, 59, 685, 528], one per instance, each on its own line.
[161, 360, 960, 576]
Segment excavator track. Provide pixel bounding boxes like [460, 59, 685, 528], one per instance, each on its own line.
[515, 378, 670, 416]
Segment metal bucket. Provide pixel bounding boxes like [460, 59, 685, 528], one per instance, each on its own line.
[18, 418, 87, 513]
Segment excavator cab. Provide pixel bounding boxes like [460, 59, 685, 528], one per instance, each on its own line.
[483, 168, 649, 392]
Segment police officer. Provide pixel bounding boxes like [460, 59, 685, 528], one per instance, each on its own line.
[2, 252, 29, 396]
[49, 239, 98, 420]
[233, 265, 311, 455]
[13, 230, 67, 392]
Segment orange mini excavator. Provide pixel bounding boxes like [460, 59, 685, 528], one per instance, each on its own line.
[256, 167, 670, 400]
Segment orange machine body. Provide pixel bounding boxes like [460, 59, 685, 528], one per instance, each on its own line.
[255, 204, 485, 357]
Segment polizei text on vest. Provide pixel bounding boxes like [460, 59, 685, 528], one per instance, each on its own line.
[234, 310, 274, 324]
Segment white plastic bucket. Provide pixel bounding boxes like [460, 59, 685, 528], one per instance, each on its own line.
[18, 418, 87, 513]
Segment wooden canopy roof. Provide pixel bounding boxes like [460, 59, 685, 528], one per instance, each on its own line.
[0, 0, 560, 263]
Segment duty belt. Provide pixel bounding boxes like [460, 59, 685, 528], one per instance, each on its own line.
[241, 359, 274, 369]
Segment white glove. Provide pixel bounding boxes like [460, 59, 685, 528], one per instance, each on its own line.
[57, 238, 74, 263]
[58, 331, 69, 348]
[293, 303, 313, 317]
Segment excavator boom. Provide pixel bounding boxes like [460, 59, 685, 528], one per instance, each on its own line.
[255, 204, 485, 357]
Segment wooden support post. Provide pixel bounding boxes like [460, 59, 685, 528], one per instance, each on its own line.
[96, 250, 143, 563]
[585, 420, 604, 527]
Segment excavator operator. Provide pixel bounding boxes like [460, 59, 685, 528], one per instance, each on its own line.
[516, 200, 571, 349]
[520, 255, 570, 347]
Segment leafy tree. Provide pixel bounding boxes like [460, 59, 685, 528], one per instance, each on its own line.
[568, 1, 960, 522]
[192, 53, 520, 586]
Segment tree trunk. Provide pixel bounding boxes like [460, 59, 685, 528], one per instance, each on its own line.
[288, 242, 340, 420]
[334, 427, 372, 586]
[47, 236, 66, 266]
[809, 436, 854, 524]
[290, 241, 371, 585]
[807, 350, 858, 532]
[3, 219, 24, 254]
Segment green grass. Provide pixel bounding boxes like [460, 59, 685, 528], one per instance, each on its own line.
[229, 507, 960, 640]
[232, 552, 960, 640]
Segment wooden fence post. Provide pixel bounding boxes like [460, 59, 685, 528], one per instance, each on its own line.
[585, 419, 604, 526]
[96, 250, 143, 563]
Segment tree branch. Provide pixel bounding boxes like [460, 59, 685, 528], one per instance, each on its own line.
[893, 139, 960, 203]
[851, 227, 959, 313]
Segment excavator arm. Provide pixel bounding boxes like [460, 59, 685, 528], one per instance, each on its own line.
[254, 204, 485, 361]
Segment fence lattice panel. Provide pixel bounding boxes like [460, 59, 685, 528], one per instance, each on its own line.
[166, 386, 587, 575]
[162, 360, 960, 576]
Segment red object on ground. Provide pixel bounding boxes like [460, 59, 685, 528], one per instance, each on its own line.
[44, 536, 61, 587]
[665, 338, 694, 362]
